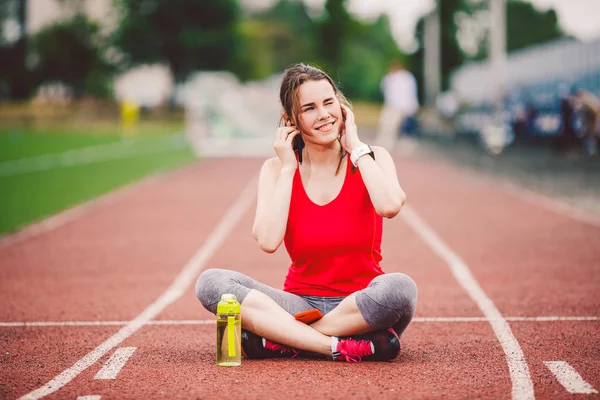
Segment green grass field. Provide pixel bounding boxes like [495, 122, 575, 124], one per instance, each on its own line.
[0, 122, 197, 235]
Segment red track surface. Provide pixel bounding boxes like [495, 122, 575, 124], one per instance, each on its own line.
[1, 154, 598, 399]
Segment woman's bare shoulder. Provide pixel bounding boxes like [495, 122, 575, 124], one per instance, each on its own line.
[259, 157, 284, 178]
[262, 156, 282, 171]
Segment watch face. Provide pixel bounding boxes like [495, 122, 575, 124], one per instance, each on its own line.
[351, 144, 373, 167]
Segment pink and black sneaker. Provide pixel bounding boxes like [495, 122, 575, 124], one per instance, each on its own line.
[241, 329, 300, 359]
[333, 328, 400, 363]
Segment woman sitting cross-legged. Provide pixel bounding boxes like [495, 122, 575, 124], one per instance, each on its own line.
[196, 63, 418, 363]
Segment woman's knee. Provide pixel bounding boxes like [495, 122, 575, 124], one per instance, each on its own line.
[356, 273, 418, 329]
[195, 268, 231, 314]
[381, 273, 418, 313]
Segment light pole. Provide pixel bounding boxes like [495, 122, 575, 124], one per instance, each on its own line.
[423, 0, 441, 109]
[489, 0, 507, 119]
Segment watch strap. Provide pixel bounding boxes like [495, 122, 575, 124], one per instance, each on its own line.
[350, 144, 374, 167]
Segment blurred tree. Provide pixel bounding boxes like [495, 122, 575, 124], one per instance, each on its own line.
[0, 0, 31, 99]
[310, 0, 406, 101]
[30, 14, 111, 97]
[234, 19, 276, 81]
[506, 0, 564, 52]
[338, 14, 405, 101]
[233, 0, 317, 82]
[252, 0, 316, 73]
[315, 0, 353, 70]
[112, 0, 241, 83]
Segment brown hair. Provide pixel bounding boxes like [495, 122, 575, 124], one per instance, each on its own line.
[279, 63, 351, 173]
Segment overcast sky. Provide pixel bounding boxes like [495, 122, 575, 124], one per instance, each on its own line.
[243, 0, 600, 52]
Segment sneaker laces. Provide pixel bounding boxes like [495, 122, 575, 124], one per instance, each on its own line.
[264, 340, 300, 359]
[337, 339, 374, 363]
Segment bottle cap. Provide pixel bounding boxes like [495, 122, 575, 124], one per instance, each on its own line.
[217, 293, 240, 314]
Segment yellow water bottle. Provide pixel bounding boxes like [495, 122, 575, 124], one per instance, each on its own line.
[216, 294, 241, 366]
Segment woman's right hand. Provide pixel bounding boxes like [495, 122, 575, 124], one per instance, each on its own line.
[273, 122, 301, 170]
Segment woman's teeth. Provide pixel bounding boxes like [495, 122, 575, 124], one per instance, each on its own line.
[317, 123, 334, 132]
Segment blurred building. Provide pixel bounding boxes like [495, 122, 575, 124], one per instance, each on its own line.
[452, 37, 600, 137]
[452, 38, 600, 106]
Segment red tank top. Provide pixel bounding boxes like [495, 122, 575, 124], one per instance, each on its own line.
[283, 156, 384, 296]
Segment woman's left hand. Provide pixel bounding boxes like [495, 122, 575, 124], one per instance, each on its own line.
[339, 104, 364, 153]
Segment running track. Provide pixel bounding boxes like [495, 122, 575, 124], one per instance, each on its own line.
[1, 150, 598, 399]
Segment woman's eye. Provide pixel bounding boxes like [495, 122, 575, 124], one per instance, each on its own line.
[304, 107, 314, 112]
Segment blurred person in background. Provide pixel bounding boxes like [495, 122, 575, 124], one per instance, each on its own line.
[556, 82, 579, 156]
[376, 59, 419, 150]
[570, 86, 600, 156]
[196, 63, 417, 363]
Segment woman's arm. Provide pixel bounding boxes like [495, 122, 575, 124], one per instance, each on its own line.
[340, 104, 406, 218]
[354, 146, 406, 218]
[252, 158, 296, 253]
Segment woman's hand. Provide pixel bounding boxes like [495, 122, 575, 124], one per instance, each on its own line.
[273, 121, 301, 170]
[339, 104, 364, 153]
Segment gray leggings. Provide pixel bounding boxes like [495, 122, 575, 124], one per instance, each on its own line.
[195, 269, 418, 337]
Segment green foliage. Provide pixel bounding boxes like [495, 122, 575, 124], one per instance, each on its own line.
[310, 1, 406, 101]
[0, 0, 32, 99]
[506, 0, 564, 52]
[231, 0, 319, 82]
[256, 0, 317, 72]
[337, 15, 403, 101]
[29, 14, 111, 97]
[316, 0, 352, 69]
[111, 0, 242, 82]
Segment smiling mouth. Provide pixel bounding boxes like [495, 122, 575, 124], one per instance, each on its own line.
[315, 121, 335, 132]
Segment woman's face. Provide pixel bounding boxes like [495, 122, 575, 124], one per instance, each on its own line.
[294, 79, 343, 146]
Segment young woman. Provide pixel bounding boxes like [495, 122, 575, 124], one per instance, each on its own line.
[196, 63, 418, 363]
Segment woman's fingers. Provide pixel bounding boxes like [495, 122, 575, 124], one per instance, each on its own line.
[276, 126, 297, 140]
[285, 129, 301, 143]
[340, 104, 355, 125]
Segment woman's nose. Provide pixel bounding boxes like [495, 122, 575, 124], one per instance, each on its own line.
[317, 106, 329, 120]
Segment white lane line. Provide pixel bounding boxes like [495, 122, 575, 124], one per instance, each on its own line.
[76, 396, 101, 400]
[507, 316, 599, 322]
[417, 316, 600, 322]
[0, 161, 200, 249]
[94, 347, 136, 380]
[401, 206, 535, 400]
[0, 316, 600, 328]
[544, 361, 598, 394]
[17, 173, 258, 400]
[1, 316, 598, 327]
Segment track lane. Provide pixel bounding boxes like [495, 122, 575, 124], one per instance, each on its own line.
[140, 171, 511, 399]
[396, 155, 600, 398]
[396, 157, 600, 316]
[0, 158, 262, 323]
[3, 151, 598, 399]
[2, 158, 262, 399]
[0, 327, 118, 399]
[510, 322, 600, 398]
